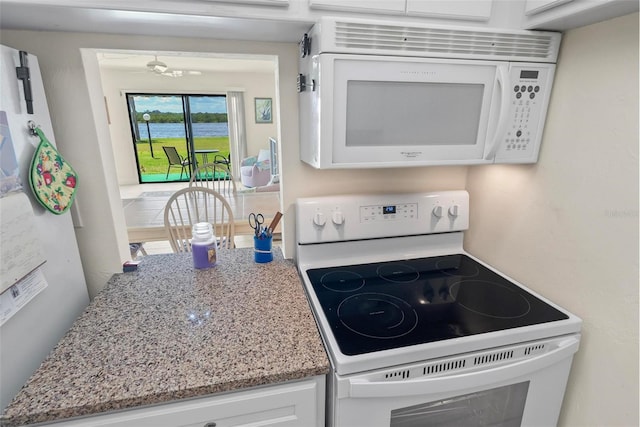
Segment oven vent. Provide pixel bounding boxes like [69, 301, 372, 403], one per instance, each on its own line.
[328, 19, 561, 63]
[423, 359, 467, 376]
[473, 350, 514, 366]
[384, 369, 410, 379]
[524, 343, 546, 355]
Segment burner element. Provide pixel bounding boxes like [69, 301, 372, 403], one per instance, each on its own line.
[377, 263, 419, 283]
[337, 293, 418, 339]
[450, 280, 531, 319]
[320, 271, 365, 292]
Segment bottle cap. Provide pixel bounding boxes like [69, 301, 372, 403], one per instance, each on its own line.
[192, 222, 213, 241]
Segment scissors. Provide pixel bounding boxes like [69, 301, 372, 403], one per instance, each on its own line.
[248, 212, 265, 237]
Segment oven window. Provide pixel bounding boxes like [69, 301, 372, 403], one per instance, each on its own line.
[345, 81, 484, 147]
[390, 381, 529, 427]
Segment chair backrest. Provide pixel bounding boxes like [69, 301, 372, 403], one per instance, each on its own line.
[213, 154, 230, 167]
[163, 187, 235, 253]
[189, 162, 237, 196]
[163, 146, 183, 165]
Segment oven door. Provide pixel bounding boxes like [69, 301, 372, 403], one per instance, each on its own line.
[330, 334, 579, 427]
[317, 54, 508, 168]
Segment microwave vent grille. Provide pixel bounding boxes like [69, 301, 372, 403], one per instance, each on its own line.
[331, 21, 560, 62]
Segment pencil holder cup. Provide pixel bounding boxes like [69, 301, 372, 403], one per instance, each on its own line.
[254, 235, 273, 263]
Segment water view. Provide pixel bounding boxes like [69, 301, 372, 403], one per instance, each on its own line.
[128, 93, 230, 183]
[137, 122, 229, 139]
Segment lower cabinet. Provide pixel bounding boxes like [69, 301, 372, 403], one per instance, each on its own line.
[46, 376, 325, 427]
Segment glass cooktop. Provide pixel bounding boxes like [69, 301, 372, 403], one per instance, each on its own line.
[305, 254, 568, 356]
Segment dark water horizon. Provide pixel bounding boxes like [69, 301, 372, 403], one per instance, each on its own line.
[138, 122, 229, 139]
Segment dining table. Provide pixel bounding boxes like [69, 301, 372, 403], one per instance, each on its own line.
[123, 190, 281, 244]
[193, 148, 219, 167]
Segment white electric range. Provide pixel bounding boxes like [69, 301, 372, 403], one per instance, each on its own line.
[296, 191, 581, 427]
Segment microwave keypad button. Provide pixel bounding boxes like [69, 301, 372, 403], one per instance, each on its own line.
[527, 86, 533, 92]
[520, 85, 527, 92]
[534, 86, 540, 92]
[514, 85, 520, 92]
[529, 93, 535, 99]
[516, 92, 522, 99]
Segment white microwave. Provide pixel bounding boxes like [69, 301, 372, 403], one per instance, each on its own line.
[298, 18, 562, 169]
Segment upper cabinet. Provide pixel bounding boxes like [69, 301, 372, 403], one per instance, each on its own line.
[406, 0, 492, 21]
[198, 0, 289, 5]
[309, 0, 493, 21]
[309, 0, 405, 14]
[522, 0, 639, 30]
[524, 0, 574, 16]
[2, 0, 637, 42]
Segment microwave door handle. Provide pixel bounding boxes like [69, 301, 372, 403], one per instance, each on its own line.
[484, 66, 510, 160]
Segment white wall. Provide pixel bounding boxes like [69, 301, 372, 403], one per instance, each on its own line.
[464, 13, 639, 427]
[0, 29, 467, 296]
[0, 30, 304, 297]
[100, 67, 277, 185]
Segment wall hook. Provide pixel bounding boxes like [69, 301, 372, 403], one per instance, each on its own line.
[27, 120, 38, 136]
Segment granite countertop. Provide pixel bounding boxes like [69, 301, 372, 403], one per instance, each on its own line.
[1, 249, 330, 426]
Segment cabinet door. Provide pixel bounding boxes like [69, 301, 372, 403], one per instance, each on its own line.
[406, 0, 492, 21]
[521, 0, 637, 30]
[309, 0, 405, 14]
[524, 0, 574, 15]
[197, 0, 289, 5]
[48, 377, 324, 427]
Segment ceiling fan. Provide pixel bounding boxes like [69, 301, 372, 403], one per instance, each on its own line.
[146, 56, 202, 78]
[146, 56, 168, 74]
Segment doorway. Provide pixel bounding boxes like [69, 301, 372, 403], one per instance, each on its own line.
[126, 93, 230, 183]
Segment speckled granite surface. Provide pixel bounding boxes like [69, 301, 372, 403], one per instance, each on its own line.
[1, 249, 329, 426]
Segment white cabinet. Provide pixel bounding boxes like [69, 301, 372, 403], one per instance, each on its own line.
[524, 0, 574, 16]
[45, 376, 325, 427]
[309, 0, 405, 14]
[196, 0, 289, 5]
[309, 0, 493, 21]
[406, 0, 492, 21]
[522, 0, 639, 30]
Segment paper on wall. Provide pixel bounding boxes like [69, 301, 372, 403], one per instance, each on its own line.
[0, 192, 46, 293]
[0, 110, 23, 195]
[0, 267, 48, 326]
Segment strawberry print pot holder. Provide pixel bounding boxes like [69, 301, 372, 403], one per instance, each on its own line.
[29, 127, 78, 214]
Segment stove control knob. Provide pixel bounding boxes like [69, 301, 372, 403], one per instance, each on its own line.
[432, 205, 443, 218]
[332, 211, 345, 226]
[313, 212, 326, 227]
[449, 205, 459, 217]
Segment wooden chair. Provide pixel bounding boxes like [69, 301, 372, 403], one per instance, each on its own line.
[162, 146, 191, 180]
[189, 162, 237, 196]
[163, 187, 235, 253]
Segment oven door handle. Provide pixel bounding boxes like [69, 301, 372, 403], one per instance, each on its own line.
[348, 335, 580, 399]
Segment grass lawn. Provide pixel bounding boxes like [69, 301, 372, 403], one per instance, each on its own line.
[135, 136, 230, 182]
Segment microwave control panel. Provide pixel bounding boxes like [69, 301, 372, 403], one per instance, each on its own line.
[496, 63, 556, 162]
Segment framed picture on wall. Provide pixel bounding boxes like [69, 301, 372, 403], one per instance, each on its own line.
[254, 98, 272, 124]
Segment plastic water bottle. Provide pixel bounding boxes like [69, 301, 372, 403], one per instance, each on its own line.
[191, 222, 217, 269]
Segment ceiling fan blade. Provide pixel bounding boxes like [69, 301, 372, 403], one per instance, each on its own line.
[146, 55, 168, 73]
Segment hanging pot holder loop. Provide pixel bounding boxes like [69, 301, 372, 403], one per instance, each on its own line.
[29, 127, 78, 214]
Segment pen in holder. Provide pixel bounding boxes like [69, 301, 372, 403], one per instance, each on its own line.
[254, 234, 273, 263]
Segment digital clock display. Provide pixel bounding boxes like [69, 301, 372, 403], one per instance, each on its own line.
[383, 205, 396, 215]
[520, 70, 539, 79]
